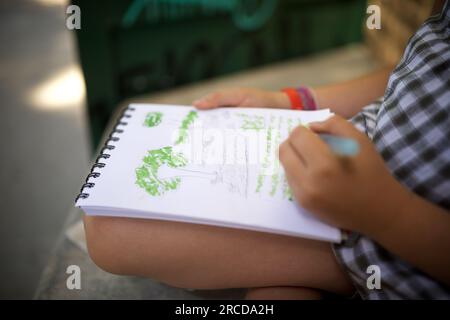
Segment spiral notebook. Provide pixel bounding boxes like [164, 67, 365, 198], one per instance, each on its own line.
[76, 104, 341, 243]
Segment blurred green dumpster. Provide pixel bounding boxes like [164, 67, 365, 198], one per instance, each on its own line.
[73, 0, 366, 148]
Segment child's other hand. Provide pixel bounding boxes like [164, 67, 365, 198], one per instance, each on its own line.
[193, 88, 290, 110]
[279, 115, 408, 236]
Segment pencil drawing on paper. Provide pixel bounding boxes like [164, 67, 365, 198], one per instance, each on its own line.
[254, 115, 294, 201]
[175, 110, 198, 145]
[236, 113, 266, 131]
[136, 109, 295, 200]
[135, 146, 188, 196]
[137, 109, 253, 198]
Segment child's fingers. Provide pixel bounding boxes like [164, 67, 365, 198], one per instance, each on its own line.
[309, 115, 361, 139]
[279, 140, 307, 185]
[192, 93, 218, 109]
[193, 90, 243, 109]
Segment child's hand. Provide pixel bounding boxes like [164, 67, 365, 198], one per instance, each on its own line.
[193, 88, 290, 110]
[279, 115, 409, 236]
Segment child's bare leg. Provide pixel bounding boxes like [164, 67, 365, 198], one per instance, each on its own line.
[84, 216, 354, 296]
[245, 287, 323, 300]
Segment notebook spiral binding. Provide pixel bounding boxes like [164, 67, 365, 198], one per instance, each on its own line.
[75, 105, 136, 203]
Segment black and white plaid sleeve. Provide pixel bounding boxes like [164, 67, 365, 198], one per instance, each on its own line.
[332, 1, 450, 299]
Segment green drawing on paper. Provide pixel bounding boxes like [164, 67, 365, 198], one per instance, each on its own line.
[136, 146, 187, 196]
[255, 174, 264, 193]
[269, 117, 282, 196]
[283, 118, 294, 200]
[253, 116, 293, 200]
[175, 111, 198, 145]
[286, 118, 308, 133]
[270, 173, 280, 196]
[255, 116, 275, 193]
[137, 110, 198, 197]
[282, 178, 293, 201]
[255, 129, 271, 193]
[287, 118, 294, 133]
[144, 112, 163, 127]
[237, 113, 265, 131]
[137, 110, 296, 200]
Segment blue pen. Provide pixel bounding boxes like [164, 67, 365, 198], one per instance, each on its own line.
[319, 134, 360, 156]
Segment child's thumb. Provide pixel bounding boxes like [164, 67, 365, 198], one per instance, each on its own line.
[193, 90, 242, 109]
[308, 115, 358, 137]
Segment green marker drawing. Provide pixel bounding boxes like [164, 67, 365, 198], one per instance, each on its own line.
[287, 118, 294, 133]
[137, 110, 201, 197]
[237, 113, 265, 131]
[175, 111, 198, 145]
[256, 115, 275, 193]
[144, 112, 163, 127]
[269, 117, 282, 196]
[282, 178, 293, 201]
[283, 118, 295, 200]
[136, 146, 188, 196]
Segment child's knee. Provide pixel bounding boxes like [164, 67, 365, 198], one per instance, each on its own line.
[82, 216, 196, 286]
[83, 215, 128, 275]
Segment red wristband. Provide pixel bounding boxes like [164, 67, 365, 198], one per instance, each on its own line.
[282, 88, 304, 110]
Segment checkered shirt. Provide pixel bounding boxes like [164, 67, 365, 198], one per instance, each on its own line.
[333, 1, 450, 299]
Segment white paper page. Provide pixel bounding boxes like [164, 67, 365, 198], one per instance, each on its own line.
[77, 104, 341, 242]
